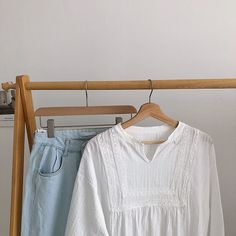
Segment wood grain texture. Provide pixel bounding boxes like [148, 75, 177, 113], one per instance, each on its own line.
[3, 78, 236, 91]
[121, 102, 178, 129]
[17, 75, 36, 151]
[25, 78, 236, 90]
[35, 105, 137, 116]
[9, 80, 25, 236]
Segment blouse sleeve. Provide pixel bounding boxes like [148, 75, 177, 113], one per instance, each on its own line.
[189, 136, 225, 236]
[65, 142, 109, 236]
[208, 142, 225, 236]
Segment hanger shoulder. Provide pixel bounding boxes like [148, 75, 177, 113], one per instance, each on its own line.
[142, 139, 167, 144]
[35, 105, 137, 116]
[121, 102, 178, 129]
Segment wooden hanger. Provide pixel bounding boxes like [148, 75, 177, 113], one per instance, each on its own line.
[35, 80, 137, 137]
[35, 105, 137, 138]
[35, 105, 137, 117]
[121, 79, 179, 144]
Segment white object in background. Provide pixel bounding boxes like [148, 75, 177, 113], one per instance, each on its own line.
[0, 114, 14, 127]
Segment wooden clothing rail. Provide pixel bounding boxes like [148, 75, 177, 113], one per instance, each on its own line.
[2, 75, 236, 236]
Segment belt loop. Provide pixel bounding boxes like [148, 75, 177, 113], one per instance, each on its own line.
[64, 139, 71, 156]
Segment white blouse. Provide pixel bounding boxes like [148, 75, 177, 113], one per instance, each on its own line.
[65, 121, 225, 236]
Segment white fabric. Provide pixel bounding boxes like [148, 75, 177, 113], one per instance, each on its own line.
[65, 121, 225, 236]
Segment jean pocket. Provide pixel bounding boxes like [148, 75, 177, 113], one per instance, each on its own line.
[38, 145, 65, 177]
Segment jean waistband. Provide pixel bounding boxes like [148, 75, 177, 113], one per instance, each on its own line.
[33, 127, 110, 152]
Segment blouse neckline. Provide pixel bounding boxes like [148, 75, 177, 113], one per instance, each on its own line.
[114, 121, 186, 163]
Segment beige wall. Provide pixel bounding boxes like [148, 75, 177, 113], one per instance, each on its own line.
[1, 0, 236, 235]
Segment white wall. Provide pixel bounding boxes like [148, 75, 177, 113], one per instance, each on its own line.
[1, 0, 236, 235]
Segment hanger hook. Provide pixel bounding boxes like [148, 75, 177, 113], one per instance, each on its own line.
[148, 79, 153, 103]
[85, 80, 88, 107]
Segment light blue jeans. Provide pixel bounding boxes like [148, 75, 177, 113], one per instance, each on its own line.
[21, 128, 108, 236]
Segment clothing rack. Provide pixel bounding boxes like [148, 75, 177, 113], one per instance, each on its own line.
[2, 75, 236, 236]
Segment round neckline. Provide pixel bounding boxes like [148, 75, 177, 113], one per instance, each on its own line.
[114, 121, 186, 163]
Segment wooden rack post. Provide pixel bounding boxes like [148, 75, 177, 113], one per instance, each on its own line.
[2, 75, 236, 236]
[9, 79, 25, 236]
[18, 76, 36, 151]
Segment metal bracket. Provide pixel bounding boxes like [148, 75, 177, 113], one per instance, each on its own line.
[47, 119, 55, 138]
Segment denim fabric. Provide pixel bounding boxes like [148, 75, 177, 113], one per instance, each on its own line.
[21, 127, 108, 236]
